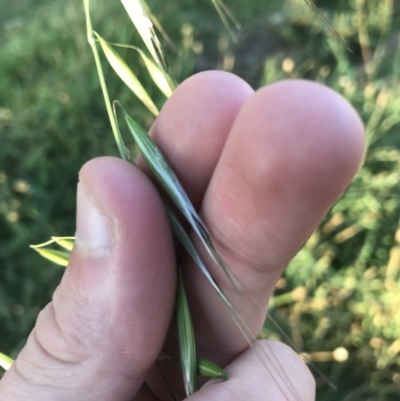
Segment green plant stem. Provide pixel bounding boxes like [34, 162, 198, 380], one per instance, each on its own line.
[83, 0, 126, 160]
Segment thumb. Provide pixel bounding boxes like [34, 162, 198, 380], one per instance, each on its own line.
[0, 157, 176, 401]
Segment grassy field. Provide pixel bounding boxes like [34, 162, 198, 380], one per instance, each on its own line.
[1, 0, 400, 399]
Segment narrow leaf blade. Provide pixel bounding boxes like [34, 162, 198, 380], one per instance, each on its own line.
[31, 247, 70, 267]
[137, 49, 174, 98]
[177, 274, 198, 396]
[96, 33, 159, 116]
[0, 353, 13, 371]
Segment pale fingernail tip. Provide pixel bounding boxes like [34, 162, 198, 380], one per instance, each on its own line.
[75, 182, 115, 257]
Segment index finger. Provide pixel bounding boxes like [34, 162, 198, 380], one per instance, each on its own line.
[182, 79, 364, 365]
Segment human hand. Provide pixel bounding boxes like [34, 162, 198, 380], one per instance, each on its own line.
[0, 72, 364, 401]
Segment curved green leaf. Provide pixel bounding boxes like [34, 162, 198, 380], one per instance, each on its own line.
[177, 273, 198, 396]
[95, 32, 159, 116]
[31, 247, 70, 267]
[0, 353, 13, 371]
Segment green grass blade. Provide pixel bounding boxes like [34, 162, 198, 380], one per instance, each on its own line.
[121, 109, 195, 216]
[210, 0, 240, 42]
[165, 202, 231, 304]
[98, 41, 176, 98]
[0, 353, 13, 371]
[95, 32, 159, 116]
[121, 110, 221, 258]
[177, 271, 198, 396]
[133, 47, 175, 98]
[30, 247, 70, 267]
[112, 102, 133, 162]
[197, 357, 228, 379]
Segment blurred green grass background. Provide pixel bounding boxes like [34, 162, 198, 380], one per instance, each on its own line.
[1, 0, 400, 399]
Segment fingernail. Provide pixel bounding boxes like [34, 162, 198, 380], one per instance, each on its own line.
[75, 182, 114, 257]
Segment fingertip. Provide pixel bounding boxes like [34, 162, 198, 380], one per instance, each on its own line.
[79, 156, 156, 207]
[195, 340, 315, 401]
[250, 80, 365, 186]
[253, 340, 315, 400]
[146, 71, 254, 206]
[151, 70, 254, 155]
[232, 340, 315, 401]
[217, 79, 365, 208]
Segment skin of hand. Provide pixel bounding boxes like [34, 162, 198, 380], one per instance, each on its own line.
[0, 71, 365, 401]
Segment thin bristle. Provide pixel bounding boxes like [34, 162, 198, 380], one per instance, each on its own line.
[210, 0, 239, 42]
[303, 0, 351, 51]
